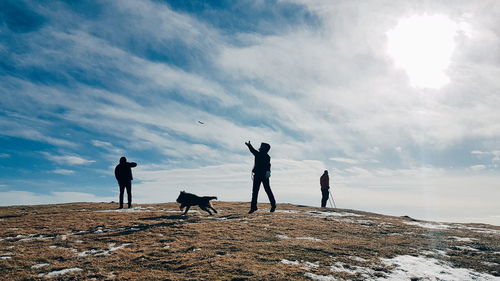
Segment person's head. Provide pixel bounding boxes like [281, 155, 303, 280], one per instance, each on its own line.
[259, 142, 271, 153]
[324, 170, 328, 174]
[120, 156, 127, 164]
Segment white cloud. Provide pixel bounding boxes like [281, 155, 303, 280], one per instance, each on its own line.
[42, 152, 95, 166]
[0, 153, 10, 158]
[51, 169, 75, 175]
[469, 165, 486, 171]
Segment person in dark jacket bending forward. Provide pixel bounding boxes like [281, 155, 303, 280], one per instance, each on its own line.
[245, 141, 276, 214]
[114, 157, 137, 209]
[320, 170, 330, 208]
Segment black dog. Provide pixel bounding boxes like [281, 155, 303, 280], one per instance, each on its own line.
[176, 191, 218, 215]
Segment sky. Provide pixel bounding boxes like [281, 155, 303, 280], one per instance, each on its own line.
[1, 0, 499, 225]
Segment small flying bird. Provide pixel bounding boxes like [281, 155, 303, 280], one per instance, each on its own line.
[198, 121, 205, 124]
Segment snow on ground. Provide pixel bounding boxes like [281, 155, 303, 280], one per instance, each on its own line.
[379, 255, 499, 281]
[449, 236, 477, 242]
[1, 256, 12, 259]
[454, 245, 479, 252]
[78, 243, 131, 257]
[403, 221, 451, 229]
[349, 256, 367, 262]
[274, 209, 363, 218]
[276, 235, 321, 241]
[38, 268, 83, 277]
[280, 259, 320, 269]
[95, 206, 156, 213]
[274, 210, 302, 214]
[301, 254, 500, 281]
[330, 261, 375, 277]
[455, 226, 500, 235]
[304, 272, 336, 281]
[31, 263, 50, 269]
[308, 211, 364, 218]
[3, 234, 54, 242]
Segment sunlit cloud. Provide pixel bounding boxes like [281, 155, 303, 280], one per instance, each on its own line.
[0, 0, 499, 225]
[51, 169, 75, 175]
[42, 152, 96, 166]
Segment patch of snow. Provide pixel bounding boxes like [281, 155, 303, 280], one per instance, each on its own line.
[454, 246, 479, 251]
[450, 225, 500, 235]
[330, 261, 375, 277]
[449, 236, 476, 242]
[39, 267, 82, 277]
[304, 272, 337, 281]
[349, 256, 367, 262]
[482, 261, 499, 267]
[109, 243, 131, 252]
[379, 255, 499, 281]
[0, 256, 12, 260]
[275, 210, 301, 214]
[302, 261, 320, 269]
[296, 237, 322, 241]
[277, 234, 320, 241]
[280, 259, 300, 265]
[338, 219, 374, 225]
[309, 211, 363, 218]
[280, 259, 319, 270]
[403, 221, 450, 229]
[192, 248, 201, 251]
[95, 206, 153, 213]
[78, 243, 131, 257]
[31, 263, 50, 269]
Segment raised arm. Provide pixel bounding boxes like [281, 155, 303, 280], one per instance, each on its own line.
[128, 162, 137, 168]
[245, 141, 258, 156]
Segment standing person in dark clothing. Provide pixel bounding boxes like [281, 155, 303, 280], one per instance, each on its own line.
[320, 170, 330, 208]
[245, 141, 276, 214]
[114, 157, 137, 209]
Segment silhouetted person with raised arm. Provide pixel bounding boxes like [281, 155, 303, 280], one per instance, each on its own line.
[245, 141, 276, 214]
[114, 157, 137, 209]
[320, 170, 330, 208]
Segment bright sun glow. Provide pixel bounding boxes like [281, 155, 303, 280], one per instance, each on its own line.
[387, 14, 459, 89]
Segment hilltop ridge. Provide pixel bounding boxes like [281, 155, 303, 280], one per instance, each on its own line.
[0, 202, 499, 280]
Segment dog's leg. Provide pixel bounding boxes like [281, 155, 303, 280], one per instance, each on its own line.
[210, 206, 218, 214]
[183, 205, 190, 215]
[179, 204, 185, 211]
[201, 207, 212, 215]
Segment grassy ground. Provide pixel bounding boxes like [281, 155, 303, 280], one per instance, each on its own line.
[0, 202, 499, 280]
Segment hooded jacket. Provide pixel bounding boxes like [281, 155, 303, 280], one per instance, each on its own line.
[247, 143, 271, 176]
[114, 157, 137, 182]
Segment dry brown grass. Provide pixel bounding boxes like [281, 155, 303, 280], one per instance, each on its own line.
[0, 202, 498, 280]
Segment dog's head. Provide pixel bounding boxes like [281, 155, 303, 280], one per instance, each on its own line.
[176, 191, 186, 203]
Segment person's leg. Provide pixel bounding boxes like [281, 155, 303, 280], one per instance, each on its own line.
[126, 181, 132, 208]
[119, 183, 125, 208]
[250, 176, 262, 212]
[321, 189, 328, 207]
[262, 177, 276, 212]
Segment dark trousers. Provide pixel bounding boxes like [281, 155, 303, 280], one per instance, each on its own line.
[118, 180, 132, 207]
[321, 188, 329, 207]
[251, 174, 276, 210]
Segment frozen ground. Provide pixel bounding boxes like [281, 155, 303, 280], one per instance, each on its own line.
[0, 202, 498, 280]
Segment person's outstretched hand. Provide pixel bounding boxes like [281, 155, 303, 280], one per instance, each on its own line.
[245, 141, 251, 146]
